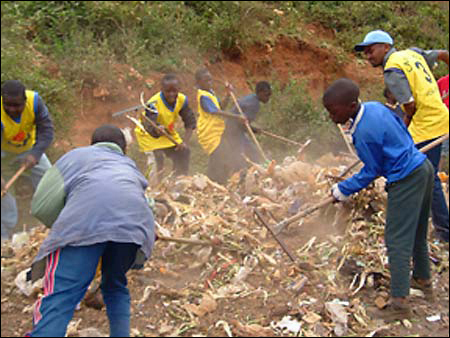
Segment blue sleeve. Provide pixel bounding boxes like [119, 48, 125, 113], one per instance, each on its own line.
[200, 96, 220, 114]
[338, 130, 383, 196]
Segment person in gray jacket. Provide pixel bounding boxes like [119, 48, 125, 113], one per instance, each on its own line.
[27, 125, 155, 337]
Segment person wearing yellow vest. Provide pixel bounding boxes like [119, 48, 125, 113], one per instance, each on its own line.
[195, 68, 249, 184]
[135, 74, 196, 179]
[355, 30, 449, 243]
[1, 80, 54, 241]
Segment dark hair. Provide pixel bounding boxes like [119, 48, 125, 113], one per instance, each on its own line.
[255, 81, 271, 93]
[323, 78, 360, 106]
[91, 125, 126, 153]
[195, 68, 210, 83]
[161, 73, 179, 85]
[1, 80, 26, 99]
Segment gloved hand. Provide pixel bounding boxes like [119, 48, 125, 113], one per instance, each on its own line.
[331, 183, 350, 202]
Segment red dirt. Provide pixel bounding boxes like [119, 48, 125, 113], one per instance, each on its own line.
[67, 35, 382, 148]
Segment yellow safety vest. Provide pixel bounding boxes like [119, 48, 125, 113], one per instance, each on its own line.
[385, 49, 449, 143]
[135, 92, 185, 152]
[196, 89, 225, 155]
[1, 90, 37, 154]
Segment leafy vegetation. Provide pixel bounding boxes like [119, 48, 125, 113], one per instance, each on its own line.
[1, 1, 448, 165]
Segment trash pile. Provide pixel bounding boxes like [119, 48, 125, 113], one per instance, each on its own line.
[1, 153, 449, 337]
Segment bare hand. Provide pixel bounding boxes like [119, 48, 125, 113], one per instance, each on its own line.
[175, 142, 187, 152]
[22, 154, 38, 170]
[157, 126, 167, 136]
[225, 81, 234, 94]
[240, 116, 249, 125]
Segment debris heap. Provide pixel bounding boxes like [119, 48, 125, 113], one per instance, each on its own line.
[1, 153, 449, 337]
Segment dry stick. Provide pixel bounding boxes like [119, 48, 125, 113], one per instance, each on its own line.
[229, 91, 270, 163]
[273, 132, 450, 236]
[157, 235, 240, 252]
[138, 92, 180, 146]
[158, 235, 217, 246]
[254, 208, 298, 263]
[1, 165, 27, 198]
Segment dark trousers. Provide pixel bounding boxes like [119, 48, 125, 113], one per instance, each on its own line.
[154, 146, 190, 177]
[385, 159, 434, 298]
[416, 137, 449, 242]
[207, 138, 233, 185]
[207, 134, 262, 185]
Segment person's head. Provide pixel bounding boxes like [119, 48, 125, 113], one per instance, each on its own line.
[322, 78, 360, 125]
[91, 125, 127, 153]
[1, 80, 27, 119]
[195, 68, 213, 91]
[161, 73, 180, 105]
[255, 81, 272, 103]
[354, 30, 393, 67]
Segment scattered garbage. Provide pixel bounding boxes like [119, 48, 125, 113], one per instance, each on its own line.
[325, 301, 348, 336]
[11, 232, 30, 251]
[14, 269, 42, 297]
[426, 314, 442, 322]
[271, 315, 302, 335]
[1, 151, 448, 337]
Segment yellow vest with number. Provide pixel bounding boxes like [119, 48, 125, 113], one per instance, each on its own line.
[196, 89, 225, 155]
[385, 49, 449, 143]
[135, 92, 185, 152]
[1, 90, 37, 154]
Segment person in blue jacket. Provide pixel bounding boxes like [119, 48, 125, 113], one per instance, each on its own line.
[27, 125, 155, 337]
[323, 78, 434, 321]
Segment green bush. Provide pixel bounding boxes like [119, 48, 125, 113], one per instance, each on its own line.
[258, 79, 340, 160]
[295, 1, 449, 51]
[2, 0, 448, 165]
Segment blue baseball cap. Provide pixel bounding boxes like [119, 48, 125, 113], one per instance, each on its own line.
[354, 30, 393, 52]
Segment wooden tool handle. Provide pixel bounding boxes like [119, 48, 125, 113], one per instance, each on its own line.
[139, 92, 180, 146]
[1, 165, 27, 198]
[258, 129, 303, 146]
[229, 91, 269, 162]
[274, 196, 335, 235]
